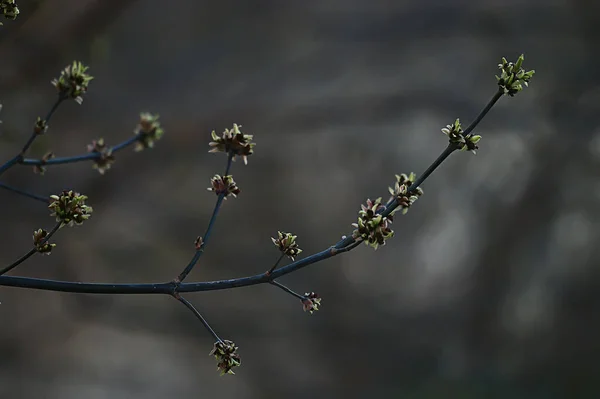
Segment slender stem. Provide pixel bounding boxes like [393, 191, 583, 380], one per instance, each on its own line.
[270, 280, 305, 300]
[20, 96, 65, 156]
[111, 136, 140, 153]
[0, 249, 38, 276]
[379, 143, 456, 218]
[22, 153, 97, 165]
[0, 182, 49, 203]
[224, 152, 233, 175]
[338, 143, 456, 250]
[174, 294, 221, 342]
[177, 194, 225, 282]
[0, 222, 61, 275]
[462, 89, 503, 136]
[0, 156, 20, 176]
[21, 136, 140, 166]
[0, 95, 64, 178]
[407, 144, 456, 194]
[176, 153, 234, 282]
[267, 253, 286, 275]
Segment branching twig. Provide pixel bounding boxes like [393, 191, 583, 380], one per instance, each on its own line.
[20, 135, 140, 167]
[0, 46, 535, 376]
[0, 85, 519, 293]
[0, 95, 65, 177]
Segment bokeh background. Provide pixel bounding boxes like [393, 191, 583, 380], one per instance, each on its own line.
[1, 0, 599, 397]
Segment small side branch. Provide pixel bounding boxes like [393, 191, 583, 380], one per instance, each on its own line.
[0, 182, 49, 203]
[177, 153, 234, 282]
[20, 95, 65, 156]
[173, 293, 221, 342]
[0, 222, 61, 276]
[270, 280, 321, 314]
[20, 136, 141, 167]
[266, 253, 285, 275]
[270, 280, 305, 300]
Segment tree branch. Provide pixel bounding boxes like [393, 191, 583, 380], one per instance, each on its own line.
[0, 86, 508, 293]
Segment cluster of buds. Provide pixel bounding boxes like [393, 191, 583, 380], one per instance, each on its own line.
[133, 112, 164, 152]
[388, 172, 424, 214]
[208, 174, 240, 199]
[352, 198, 394, 250]
[32, 229, 56, 255]
[271, 231, 302, 261]
[51, 61, 93, 104]
[0, 0, 19, 25]
[496, 54, 535, 96]
[441, 119, 481, 154]
[209, 340, 241, 375]
[33, 151, 54, 175]
[34, 117, 49, 135]
[87, 138, 115, 175]
[48, 190, 93, 227]
[209, 124, 255, 165]
[302, 292, 321, 314]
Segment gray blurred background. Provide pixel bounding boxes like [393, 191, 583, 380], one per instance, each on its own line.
[0, 0, 599, 397]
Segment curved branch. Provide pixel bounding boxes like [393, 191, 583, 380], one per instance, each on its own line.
[0, 245, 339, 294]
[0, 89, 507, 301]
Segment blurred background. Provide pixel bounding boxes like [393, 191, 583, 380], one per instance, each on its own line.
[0, 0, 599, 397]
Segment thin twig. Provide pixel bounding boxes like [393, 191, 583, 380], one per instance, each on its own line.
[177, 153, 234, 282]
[0, 182, 49, 203]
[224, 152, 233, 175]
[0, 222, 61, 276]
[20, 95, 65, 156]
[0, 95, 65, 178]
[0, 156, 20, 176]
[20, 136, 140, 166]
[173, 293, 221, 342]
[462, 89, 503, 136]
[266, 253, 286, 275]
[270, 280, 305, 300]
